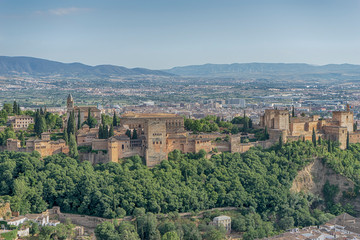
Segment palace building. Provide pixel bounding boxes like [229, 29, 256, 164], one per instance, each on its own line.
[260, 106, 360, 150]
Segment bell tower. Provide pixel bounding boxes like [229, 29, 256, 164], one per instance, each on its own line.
[67, 94, 74, 111]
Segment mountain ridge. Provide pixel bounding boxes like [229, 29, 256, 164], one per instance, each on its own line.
[0, 56, 173, 77]
[164, 62, 360, 76]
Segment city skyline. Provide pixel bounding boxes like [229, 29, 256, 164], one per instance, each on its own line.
[1, 0, 360, 69]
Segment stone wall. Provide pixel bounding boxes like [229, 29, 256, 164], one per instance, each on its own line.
[350, 131, 360, 144]
[79, 152, 109, 165]
[324, 126, 347, 149]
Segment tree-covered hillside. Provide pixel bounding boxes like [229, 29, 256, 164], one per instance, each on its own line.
[0, 140, 359, 238]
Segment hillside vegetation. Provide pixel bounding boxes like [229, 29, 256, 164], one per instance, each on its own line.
[1, 140, 359, 239]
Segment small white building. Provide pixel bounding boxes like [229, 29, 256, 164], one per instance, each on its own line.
[6, 216, 27, 226]
[211, 215, 231, 233]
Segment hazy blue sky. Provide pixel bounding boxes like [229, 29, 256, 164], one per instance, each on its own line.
[1, 0, 359, 69]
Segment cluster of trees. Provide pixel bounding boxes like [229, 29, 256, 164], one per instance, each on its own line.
[95, 210, 227, 240]
[34, 108, 63, 137]
[99, 124, 114, 139]
[0, 101, 22, 126]
[126, 129, 138, 139]
[98, 113, 117, 139]
[0, 127, 16, 146]
[184, 115, 255, 135]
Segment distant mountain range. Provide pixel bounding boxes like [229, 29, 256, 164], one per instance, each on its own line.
[0, 56, 173, 77]
[164, 63, 360, 77]
[2, 56, 360, 78]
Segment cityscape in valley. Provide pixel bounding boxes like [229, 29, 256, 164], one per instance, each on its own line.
[2, 0, 360, 240]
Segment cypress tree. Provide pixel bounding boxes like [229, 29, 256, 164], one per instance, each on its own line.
[77, 109, 81, 130]
[67, 111, 75, 137]
[34, 110, 47, 137]
[63, 127, 68, 144]
[39, 116, 47, 136]
[132, 129, 138, 139]
[243, 118, 249, 132]
[98, 124, 103, 139]
[279, 135, 283, 149]
[292, 105, 295, 117]
[264, 126, 269, 140]
[102, 125, 109, 139]
[125, 129, 131, 138]
[312, 128, 317, 147]
[40, 107, 44, 115]
[347, 131, 350, 150]
[249, 118, 253, 129]
[113, 112, 118, 127]
[13, 101, 17, 115]
[318, 136, 322, 145]
[34, 110, 40, 135]
[109, 125, 114, 137]
[328, 140, 332, 153]
[354, 122, 358, 131]
[88, 108, 92, 125]
[19, 131, 25, 147]
[69, 133, 78, 158]
[17, 104, 20, 115]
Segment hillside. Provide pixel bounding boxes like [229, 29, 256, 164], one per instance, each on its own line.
[165, 62, 360, 77]
[291, 158, 359, 203]
[0, 56, 173, 77]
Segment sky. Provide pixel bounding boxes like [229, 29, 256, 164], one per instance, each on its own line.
[0, 0, 360, 69]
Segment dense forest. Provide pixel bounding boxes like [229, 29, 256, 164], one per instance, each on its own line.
[0, 140, 359, 239]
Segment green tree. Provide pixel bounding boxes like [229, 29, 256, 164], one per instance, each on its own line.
[317, 136, 322, 145]
[109, 125, 114, 137]
[99, 124, 104, 139]
[69, 133, 78, 158]
[86, 108, 98, 128]
[137, 212, 161, 240]
[18, 131, 25, 147]
[103, 125, 109, 139]
[162, 231, 180, 240]
[312, 128, 317, 147]
[95, 221, 119, 240]
[113, 112, 118, 127]
[292, 106, 295, 117]
[77, 109, 81, 130]
[264, 126, 269, 140]
[13, 101, 17, 115]
[279, 135, 283, 149]
[3, 103, 12, 114]
[67, 111, 76, 136]
[346, 131, 350, 150]
[63, 127, 69, 144]
[126, 129, 132, 138]
[132, 129, 138, 139]
[34, 111, 47, 137]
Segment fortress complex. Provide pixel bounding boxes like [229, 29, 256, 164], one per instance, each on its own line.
[260, 106, 359, 149]
[81, 112, 220, 167]
[6, 95, 360, 166]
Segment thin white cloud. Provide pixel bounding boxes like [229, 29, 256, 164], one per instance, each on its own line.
[35, 7, 91, 16]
